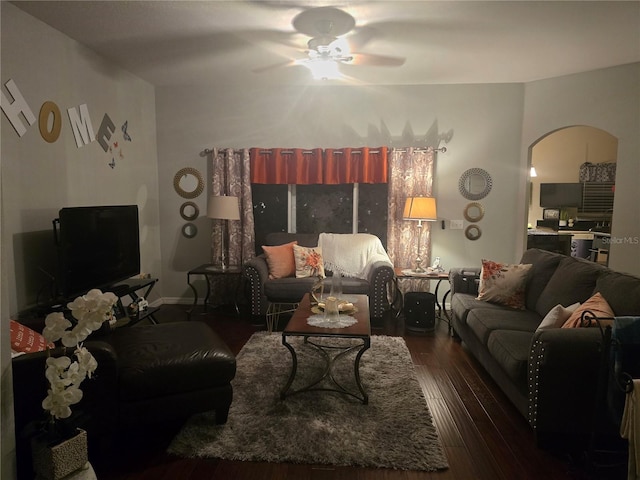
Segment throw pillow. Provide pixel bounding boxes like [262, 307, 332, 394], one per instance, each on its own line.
[262, 241, 297, 279]
[10, 320, 50, 353]
[562, 292, 615, 328]
[477, 259, 533, 310]
[293, 244, 325, 278]
[537, 302, 581, 330]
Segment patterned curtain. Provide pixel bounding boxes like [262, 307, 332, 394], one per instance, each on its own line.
[387, 148, 435, 292]
[211, 148, 255, 266]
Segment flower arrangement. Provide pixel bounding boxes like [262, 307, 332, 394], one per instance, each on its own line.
[41, 289, 117, 430]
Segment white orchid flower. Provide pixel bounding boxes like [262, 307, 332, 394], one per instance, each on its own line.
[42, 290, 116, 422]
[42, 312, 72, 343]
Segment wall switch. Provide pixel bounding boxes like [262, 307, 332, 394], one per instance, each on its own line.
[450, 219, 464, 230]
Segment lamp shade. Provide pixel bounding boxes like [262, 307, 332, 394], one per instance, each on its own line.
[207, 196, 240, 220]
[403, 197, 437, 221]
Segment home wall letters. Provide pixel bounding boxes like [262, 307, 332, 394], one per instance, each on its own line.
[1, 78, 131, 168]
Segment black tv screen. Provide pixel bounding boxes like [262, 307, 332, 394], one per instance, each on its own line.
[56, 205, 140, 298]
[539, 183, 584, 208]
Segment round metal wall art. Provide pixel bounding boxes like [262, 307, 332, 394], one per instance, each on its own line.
[180, 201, 199, 221]
[174, 167, 204, 199]
[458, 168, 493, 201]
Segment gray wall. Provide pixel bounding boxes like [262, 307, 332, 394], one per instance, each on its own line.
[156, 83, 525, 301]
[156, 65, 640, 302]
[1, 4, 161, 477]
[520, 63, 640, 274]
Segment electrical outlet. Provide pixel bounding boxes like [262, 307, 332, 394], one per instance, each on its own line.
[450, 219, 464, 230]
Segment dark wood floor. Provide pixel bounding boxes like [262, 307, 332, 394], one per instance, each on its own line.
[94, 304, 626, 480]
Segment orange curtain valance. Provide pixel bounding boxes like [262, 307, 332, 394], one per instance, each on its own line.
[250, 147, 388, 185]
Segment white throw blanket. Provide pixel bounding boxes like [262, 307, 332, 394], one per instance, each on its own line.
[318, 233, 392, 280]
[621, 379, 640, 480]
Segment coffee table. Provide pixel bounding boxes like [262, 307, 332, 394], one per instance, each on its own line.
[280, 293, 371, 404]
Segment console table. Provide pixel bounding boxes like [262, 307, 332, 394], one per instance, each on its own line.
[111, 277, 159, 326]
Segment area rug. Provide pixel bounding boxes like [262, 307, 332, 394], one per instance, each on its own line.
[168, 332, 449, 471]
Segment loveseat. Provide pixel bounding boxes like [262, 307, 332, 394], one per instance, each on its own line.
[12, 320, 236, 479]
[449, 248, 640, 449]
[243, 232, 395, 326]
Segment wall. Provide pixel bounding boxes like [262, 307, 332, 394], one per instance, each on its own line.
[0, 3, 161, 478]
[155, 82, 524, 301]
[520, 63, 640, 274]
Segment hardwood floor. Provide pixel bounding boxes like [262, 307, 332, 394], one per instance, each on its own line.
[94, 304, 625, 480]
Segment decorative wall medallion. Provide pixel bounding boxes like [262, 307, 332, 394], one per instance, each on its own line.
[174, 168, 204, 199]
[465, 224, 482, 241]
[180, 201, 199, 221]
[463, 202, 485, 222]
[182, 223, 198, 238]
[459, 168, 493, 200]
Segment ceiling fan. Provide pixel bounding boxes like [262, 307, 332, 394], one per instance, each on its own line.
[255, 6, 405, 79]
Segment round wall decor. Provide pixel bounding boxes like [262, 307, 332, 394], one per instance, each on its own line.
[180, 201, 199, 221]
[459, 168, 493, 200]
[174, 167, 204, 199]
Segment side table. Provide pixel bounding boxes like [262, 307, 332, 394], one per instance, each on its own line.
[187, 264, 243, 319]
[393, 268, 451, 331]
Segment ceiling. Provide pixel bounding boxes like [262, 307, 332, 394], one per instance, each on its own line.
[11, 1, 640, 88]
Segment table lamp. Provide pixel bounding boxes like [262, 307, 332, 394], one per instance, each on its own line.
[403, 196, 437, 273]
[207, 195, 240, 271]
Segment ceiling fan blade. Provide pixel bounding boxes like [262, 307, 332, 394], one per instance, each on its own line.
[347, 53, 405, 67]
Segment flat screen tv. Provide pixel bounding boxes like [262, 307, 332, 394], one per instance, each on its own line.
[539, 183, 584, 208]
[55, 205, 140, 298]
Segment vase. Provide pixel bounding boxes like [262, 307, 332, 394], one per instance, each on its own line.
[31, 428, 88, 480]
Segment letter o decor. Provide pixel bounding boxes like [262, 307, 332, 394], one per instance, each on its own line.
[174, 167, 204, 199]
[39, 101, 62, 143]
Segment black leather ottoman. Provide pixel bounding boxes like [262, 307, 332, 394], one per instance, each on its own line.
[108, 321, 237, 426]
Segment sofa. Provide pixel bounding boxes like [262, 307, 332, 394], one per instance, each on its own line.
[12, 320, 236, 479]
[449, 248, 640, 449]
[243, 232, 395, 326]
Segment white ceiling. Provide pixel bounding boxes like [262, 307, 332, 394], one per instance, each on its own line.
[11, 1, 640, 88]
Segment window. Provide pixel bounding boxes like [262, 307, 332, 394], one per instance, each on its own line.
[252, 183, 388, 252]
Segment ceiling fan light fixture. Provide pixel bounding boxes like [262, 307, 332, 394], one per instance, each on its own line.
[303, 58, 341, 80]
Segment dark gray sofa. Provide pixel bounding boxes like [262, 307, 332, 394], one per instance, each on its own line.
[243, 232, 395, 325]
[449, 248, 640, 448]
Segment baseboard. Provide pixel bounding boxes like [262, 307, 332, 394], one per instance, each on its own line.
[158, 297, 193, 305]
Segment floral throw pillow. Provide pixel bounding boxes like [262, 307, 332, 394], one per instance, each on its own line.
[477, 259, 533, 310]
[293, 245, 325, 278]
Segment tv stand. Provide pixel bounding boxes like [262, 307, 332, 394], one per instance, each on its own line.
[110, 277, 159, 327]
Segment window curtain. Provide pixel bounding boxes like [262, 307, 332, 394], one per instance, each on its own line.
[211, 148, 255, 266]
[250, 147, 387, 184]
[324, 147, 388, 184]
[387, 148, 435, 285]
[250, 148, 323, 184]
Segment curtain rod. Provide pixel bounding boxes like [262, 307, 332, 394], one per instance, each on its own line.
[201, 146, 447, 156]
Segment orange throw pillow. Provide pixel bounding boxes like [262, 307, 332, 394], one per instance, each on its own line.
[262, 241, 297, 279]
[562, 292, 614, 328]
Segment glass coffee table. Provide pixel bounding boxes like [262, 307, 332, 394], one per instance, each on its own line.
[280, 293, 371, 404]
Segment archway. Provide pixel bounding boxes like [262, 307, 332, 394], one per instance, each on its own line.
[526, 125, 618, 259]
